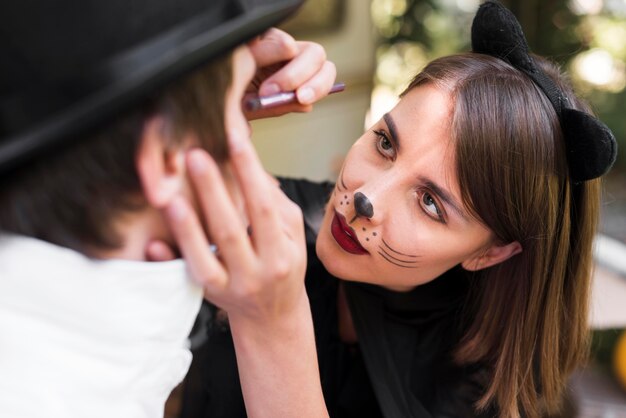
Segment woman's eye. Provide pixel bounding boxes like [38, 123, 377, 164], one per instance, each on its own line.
[373, 130, 395, 159]
[420, 191, 445, 223]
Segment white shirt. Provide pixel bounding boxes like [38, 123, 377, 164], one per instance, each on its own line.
[0, 235, 203, 418]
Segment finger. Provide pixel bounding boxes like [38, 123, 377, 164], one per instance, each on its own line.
[258, 41, 328, 97]
[227, 131, 286, 258]
[145, 240, 177, 261]
[269, 183, 305, 242]
[244, 102, 313, 121]
[295, 60, 337, 105]
[186, 148, 255, 274]
[165, 196, 227, 290]
[248, 28, 298, 69]
[243, 61, 334, 120]
[266, 171, 280, 188]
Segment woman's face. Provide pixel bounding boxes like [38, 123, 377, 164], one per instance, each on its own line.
[316, 84, 497, 291]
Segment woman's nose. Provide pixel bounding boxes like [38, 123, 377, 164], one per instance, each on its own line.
[354, 192, 374, 219]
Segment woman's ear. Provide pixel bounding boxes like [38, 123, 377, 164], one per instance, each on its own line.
[136, 116, 187, 209]
[461, 241, 522, 271]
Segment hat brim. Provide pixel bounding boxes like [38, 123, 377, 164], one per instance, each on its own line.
[0, 0, 303, 173]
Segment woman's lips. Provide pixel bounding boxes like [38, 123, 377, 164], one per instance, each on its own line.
[331, 211, 368, 255]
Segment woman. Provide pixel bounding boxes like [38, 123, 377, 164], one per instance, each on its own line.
[170, 2, 617, 417]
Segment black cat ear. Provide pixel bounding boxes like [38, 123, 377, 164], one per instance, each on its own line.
[471, 0, 618, 181]
[471, 0, 534, 72]
[562, 108, 618, 182]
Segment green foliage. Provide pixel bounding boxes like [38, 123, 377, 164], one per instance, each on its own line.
[373, 0, 626, 173]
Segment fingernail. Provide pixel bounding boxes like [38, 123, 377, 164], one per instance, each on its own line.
[259, 83, 280, 96]
[187, 150, 207, 175]
[297, 87, 314, 104]
[167, 197, 188, 222]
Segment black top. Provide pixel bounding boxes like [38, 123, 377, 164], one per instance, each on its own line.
[179, 178, 495, 418]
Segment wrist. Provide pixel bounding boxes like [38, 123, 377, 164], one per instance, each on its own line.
[227, 290, 328, 418]
[228, 289, 312, 345]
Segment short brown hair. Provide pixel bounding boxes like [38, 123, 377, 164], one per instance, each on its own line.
[404, 53, 600, 417]
[0, 53, 233, 252]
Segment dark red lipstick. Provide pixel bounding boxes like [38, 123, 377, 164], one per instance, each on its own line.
[331, 211, 368, 255]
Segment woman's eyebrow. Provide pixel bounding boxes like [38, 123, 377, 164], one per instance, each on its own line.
[384, 112, 468, 221]
[383, 113, 400, 152]
[420, 177, 468, 221]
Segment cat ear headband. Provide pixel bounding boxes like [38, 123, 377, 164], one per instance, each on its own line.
[471, 1, 617, 182]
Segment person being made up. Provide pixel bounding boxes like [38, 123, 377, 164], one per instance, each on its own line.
[172, 2, 618, 418]
[0, 0, 335, 417]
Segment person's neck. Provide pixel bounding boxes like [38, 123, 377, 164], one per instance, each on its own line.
[92, 207, 171, 261]
[91, 162, 245, 262]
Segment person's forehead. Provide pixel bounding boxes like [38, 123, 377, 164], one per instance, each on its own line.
[395, 84, 452, 122]
[387, 85, 454, 160]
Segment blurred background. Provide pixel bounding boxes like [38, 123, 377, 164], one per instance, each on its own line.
[252, 0, 626, 415]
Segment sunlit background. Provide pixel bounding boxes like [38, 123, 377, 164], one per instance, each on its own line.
[253, 2, 626, 414]
[370, 0, 626, 134]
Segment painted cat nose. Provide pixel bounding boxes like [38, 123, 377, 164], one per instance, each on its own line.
[354, 192, 374, 219]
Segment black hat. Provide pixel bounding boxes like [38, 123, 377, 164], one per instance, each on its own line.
[0, 0, 304, 174]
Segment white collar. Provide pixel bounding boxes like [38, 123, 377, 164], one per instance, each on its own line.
[0, 234, 203, 418]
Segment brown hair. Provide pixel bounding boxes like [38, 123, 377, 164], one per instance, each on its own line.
[404, 53, 600, 417]
[0, 53, 233, 252]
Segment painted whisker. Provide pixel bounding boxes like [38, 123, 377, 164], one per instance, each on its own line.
[382, 238, 419, 258]
[379, 246, 419, 264]
[377, 251, 419, 269]
[339, 167, 348, 191]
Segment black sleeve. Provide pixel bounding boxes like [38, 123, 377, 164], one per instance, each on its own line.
[429, 365, 498, 418]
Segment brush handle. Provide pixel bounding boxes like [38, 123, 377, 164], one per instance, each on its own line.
[244, 82, 346, 111]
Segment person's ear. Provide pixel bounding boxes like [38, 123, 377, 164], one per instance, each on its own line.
[461, 241, 522, 271]
[136, 116, 187, 209]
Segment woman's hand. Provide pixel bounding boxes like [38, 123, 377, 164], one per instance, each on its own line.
[161, 133, 328, 418]
[163, 140, 307, 326]
[244, 28, 337, 120]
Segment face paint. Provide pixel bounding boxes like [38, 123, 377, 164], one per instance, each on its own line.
[377, 238, 420, 269]
[337, 166, 349, 192]
[353, 192, 374, 219]
[316, 84, 498, 292]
